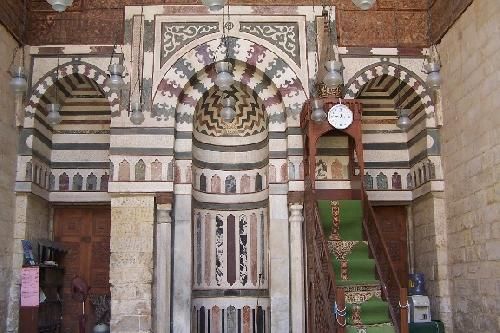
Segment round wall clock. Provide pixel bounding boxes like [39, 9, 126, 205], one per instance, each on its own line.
[327, 103, 353, 129]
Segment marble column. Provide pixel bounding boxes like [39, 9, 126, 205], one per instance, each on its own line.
[269, 189, 290, 331]
[289, 203, 305, 332]
[171, 188, 192, 332]
[155, 201, 172, 333]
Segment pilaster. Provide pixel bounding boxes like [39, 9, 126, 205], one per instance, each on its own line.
[155, 198, 172, 333]
[289, 203, 305, 332]
[269, 188, 290, 331]
[171, 188, 192, 332]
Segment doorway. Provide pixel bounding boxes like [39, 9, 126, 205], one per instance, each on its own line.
[54, 206, 111, 333]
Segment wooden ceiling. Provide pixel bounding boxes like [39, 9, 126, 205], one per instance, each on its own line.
[0, 0, 472, 46]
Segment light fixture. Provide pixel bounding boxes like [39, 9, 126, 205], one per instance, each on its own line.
[46, 0, 73, 12]
[221, 96, 236, 122]
[202, 0, 225, 11]
[396, 108, 411, 131]
[129, 6, 146, 125]
[46, 103, 62, 126]
[10, 66, 28, 94]
[320, 7, 344, 91]
[105, 63, 125, 93]
[423, 8, 442, 90]
[323, 60, 343, 88]
[352, 0, 376, 10]
[215, 61, 234, 91]
[310, 98, 326, 122]
[424, 62, 441, 89]
[130, 102, 145, 125]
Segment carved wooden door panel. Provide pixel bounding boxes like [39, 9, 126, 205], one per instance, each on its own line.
[54, 206, 111, 333]
[373, 206, 408, 288]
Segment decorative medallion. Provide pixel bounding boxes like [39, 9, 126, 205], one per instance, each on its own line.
[240, 22, 301, 66]
[316, 82, 343, 98]
[160, 23, 219, 68]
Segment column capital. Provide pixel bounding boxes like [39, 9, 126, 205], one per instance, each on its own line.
[157, 204, 172, 224]
[289, 203, 304, 224]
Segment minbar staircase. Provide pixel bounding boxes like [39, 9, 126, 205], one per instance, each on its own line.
[301, 97, 408, 333]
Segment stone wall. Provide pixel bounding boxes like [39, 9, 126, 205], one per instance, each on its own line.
[110, 195, 155, 333]
[7, 193, 50, 332]
[0, 24, 20, 332]
[411, 192, 452, 331]
[438, 0, 500, 332]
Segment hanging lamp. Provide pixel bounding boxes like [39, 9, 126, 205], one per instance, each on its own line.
[130, 102, 145, 125]
[215, 61, 234, 91]
[423, 4, 442, 90]
[46, 0, 73, 12]
[352, 0, 376, 10]
[129, 6, 146, 125]
[10, 66, 28, 95]
[321, 7, 344, 89]
[323, 60, 344, 88]
[221, 96, 236, 122]
[310, 98, 326, 122]
[46, 103, 62, 126]
[424, 62, 441, 89]
[202, 0, 226, 11]
[396, 109, 411, 131]
[46, 55, 63, 126]
[105, 63, 125, 93]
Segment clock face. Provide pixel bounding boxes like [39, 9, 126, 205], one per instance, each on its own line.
[328, 104, 353, 129]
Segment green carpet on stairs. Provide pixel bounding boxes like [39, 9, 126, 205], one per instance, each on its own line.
[317, 199, 395, 332]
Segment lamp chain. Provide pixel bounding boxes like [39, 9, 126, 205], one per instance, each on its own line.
[394, 5, 403, 110]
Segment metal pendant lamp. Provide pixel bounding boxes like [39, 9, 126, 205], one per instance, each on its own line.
[310, 98, 326, 122]
[424, 63, 441, 89]
[352, 0, 376, 10]
[47, 0, 73, 12]
[202, 0, 226, 11]
[10, 66, 28, 95]
[130, 102, 145, 125]
[396, 108, 411, 131]
[46, 103, 62, 126]
[221, 96, 236, 122]
[215, 61, 234, 91]
[323, 60, 344, 88]
[105, 63, 125, 93]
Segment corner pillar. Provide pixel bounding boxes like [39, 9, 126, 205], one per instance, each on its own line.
[154, 195, 172, 333]
[269, 190, 290, 331]
[289, 203, 305, 332]
[171, 188, 192, 332]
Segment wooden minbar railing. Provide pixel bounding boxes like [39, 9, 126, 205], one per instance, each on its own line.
[304, 177, 338, 332]
[361, 188, 409, 333]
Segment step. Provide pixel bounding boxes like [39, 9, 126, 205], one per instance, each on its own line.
[342, 283, 382, 304]
[317, 200, 364, 241]
[346, 323, 395, 333]
[333, 257, 376, 283]
[327, 240, 368, 261]
[346, 296, 391, 325]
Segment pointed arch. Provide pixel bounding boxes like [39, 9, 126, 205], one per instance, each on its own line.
[153, 38, 308, 131]
[344, 61, 434, 119]
[25, 61, 120, 123]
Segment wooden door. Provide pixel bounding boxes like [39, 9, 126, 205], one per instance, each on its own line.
[373, 206, 408, 288]
[54, 206, 111, 333]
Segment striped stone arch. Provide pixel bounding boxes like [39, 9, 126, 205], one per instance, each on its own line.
[25, 61, 120, 119]
[344, 61, 435, 116]
[153, 38, 308, 131]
